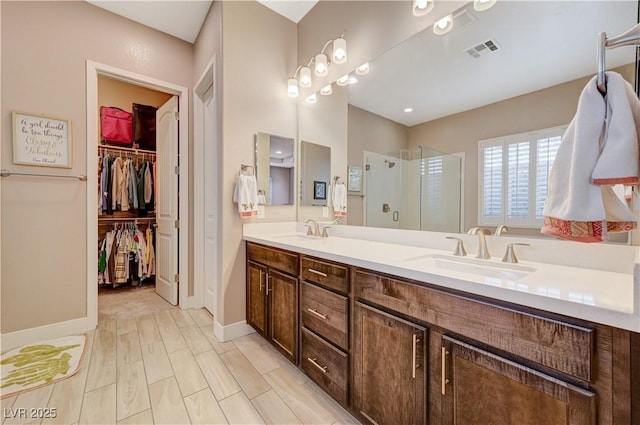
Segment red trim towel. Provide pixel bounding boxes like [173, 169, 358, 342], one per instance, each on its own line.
[233, 174, 259, 218]
[542, 72, 640, 242]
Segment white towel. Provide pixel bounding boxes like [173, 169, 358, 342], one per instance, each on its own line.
[542, 72, 639, 242]
[332, 183, 347, 218]
[233, 175, 259, 218]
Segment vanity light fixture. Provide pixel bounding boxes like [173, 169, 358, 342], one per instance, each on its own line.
[336, 74, 350, 86]
[355, 63, 370, 75]
[299, 66, 312, 88]
[305, 93, 317, 103]
[348, 75, 359, 85]
[473, 0, 497, 12]
[287, 78, 299, 98]
[287, 32, 347, 98]
[315, 53, 328, 76]
[332, 37, 348, 64]
[412, 0, 434, 17]
[433, 14, 454, 35]
[320, 84, 333, 95]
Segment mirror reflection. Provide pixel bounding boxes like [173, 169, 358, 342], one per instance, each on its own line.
[300, 141, 331, 207]
[255, 132, 295, 206]
[343, 1, 638, 237]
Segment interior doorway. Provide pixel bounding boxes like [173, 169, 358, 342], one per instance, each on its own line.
[86, 61, 190, 329]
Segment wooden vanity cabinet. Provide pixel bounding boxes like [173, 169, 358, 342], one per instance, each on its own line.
[441, 336, 596, 425]
[246, 243, 299, 363]
[352, 302, 427, 425]
[299, 255, 351, 407]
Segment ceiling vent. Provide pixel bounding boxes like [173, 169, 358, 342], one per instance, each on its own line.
[465, 39, 500, 59]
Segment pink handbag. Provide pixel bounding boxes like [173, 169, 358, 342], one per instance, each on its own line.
[100, 106, 133, 146]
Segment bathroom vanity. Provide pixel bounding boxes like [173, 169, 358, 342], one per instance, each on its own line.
[244, 223, 640, 425]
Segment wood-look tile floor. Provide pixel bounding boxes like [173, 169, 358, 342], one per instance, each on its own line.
[1, 307, 361, 425]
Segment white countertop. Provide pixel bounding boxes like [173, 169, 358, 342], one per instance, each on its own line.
[243, 222, 640, 333]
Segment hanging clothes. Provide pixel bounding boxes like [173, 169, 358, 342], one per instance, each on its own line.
[98, 223, 156, 287]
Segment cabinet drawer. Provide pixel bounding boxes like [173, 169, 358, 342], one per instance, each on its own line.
[301, 327, 348, 406]
[301, 256, 349, 294]
[247, 243, 299, 276]
[355, 269, 594, 382]
[301, 282, 348, 349]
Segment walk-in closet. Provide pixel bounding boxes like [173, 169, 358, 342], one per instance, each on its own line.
[97, 76, 175, 322]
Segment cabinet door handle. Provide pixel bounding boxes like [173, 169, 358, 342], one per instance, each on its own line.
[307, 357, 328, 373]
[412, 334, 421, 379]
[307, 308, 328, 320]
[308, 268, 328, 277]
[259, 271, 264, 292]
[441, 346, 450, 395]
[266, 274, 272, 294]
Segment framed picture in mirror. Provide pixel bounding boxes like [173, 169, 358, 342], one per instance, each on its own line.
[314, 181, 327, 200]
[348, 166, 362, 192]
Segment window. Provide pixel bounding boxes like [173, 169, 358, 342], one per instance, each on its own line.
[478, 126, 564, 228]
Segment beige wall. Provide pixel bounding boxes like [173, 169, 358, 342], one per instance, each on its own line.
[219, 1, 298, 325]
[347, 105, 409, 226]
[408, 64, 636, 235]
[1, 1, 193, 333]
[98, 76, 173, 117]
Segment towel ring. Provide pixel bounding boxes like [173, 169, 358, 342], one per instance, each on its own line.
[596, 23, 640, 95]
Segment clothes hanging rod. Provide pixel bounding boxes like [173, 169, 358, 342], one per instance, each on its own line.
[99, 145, 156, 155]
[597, 22, 640, 94]
[98, 216, 156, 221]
[1, 169, 87, 181]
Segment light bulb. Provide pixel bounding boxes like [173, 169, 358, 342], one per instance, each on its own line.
[287, 78, 299, 98]
[474, 0, 497, 12]
[299, 66, 312, 88]
[305, 93, 317, 104]
[355, 63, 369, 75]
[348, 75, 358, 85]
[320, 84, 333, 95]
[433, 15, 453, 35]
[336, 74, 350, 86]
[412, 0, 433, 17]
[332, 38, 347, 64]
[315, 54, 328, 76]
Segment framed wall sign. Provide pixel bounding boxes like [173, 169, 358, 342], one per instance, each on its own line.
[348, 166, 362, 192]
[12, 111, 72, 168]
[314, 180, 327, 200]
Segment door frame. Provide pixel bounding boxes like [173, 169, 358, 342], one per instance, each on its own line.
[193, 57, 221, 314]
[86, 60, 190, 329]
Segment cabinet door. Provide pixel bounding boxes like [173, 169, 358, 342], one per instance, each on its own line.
[353, 302, 427, 425]
[441, 336, 596, 425]
[247, 261, 267, 337]
[268, 269, 298, 363]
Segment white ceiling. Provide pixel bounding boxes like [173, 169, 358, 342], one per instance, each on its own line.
[87, 0, 313, 43]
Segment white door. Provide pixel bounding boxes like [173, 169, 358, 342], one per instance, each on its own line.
[203, 85, 217, 314]
[155, 96, 179, 305]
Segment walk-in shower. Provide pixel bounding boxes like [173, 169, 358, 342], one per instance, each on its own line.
[364, 146, 462, 232]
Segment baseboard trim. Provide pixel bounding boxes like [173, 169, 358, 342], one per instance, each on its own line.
[213, 319, 254, 342]
[1, 317, 91, 351]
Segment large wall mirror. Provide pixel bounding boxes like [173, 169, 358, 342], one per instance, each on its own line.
[300, 141, 331, 207]
[255, 132, 295, 205]
[337, 0, 639, 239]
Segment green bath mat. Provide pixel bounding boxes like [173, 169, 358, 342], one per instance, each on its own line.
[1, 335, 86, 399]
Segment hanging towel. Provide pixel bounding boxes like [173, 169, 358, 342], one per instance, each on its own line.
[332, 183, 348, 218]
[542, 71, 640, 242]
[233, 174, 259, 218]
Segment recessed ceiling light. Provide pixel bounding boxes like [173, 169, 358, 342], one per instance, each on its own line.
[275, 150, 282, 154]
[404, 107, 414, 113]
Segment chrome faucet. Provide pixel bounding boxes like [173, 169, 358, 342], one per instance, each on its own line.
[494, 225, 509, 236]
[467, 227, 491, 259]
[304, 218, 320, 236]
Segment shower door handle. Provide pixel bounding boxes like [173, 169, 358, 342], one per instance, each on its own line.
[393, 211, 399, 221]
[382, 203, 390, 213]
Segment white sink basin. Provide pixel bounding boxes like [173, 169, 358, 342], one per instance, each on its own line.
[407, 254, 535, 281]
[272, 234, 320, 242]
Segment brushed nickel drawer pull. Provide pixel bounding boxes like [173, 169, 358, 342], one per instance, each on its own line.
[307, 357, 328, 373]
[307, 308, 328, 320]
[308, 268, 328, 277]
[441, 346, 450, 395]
